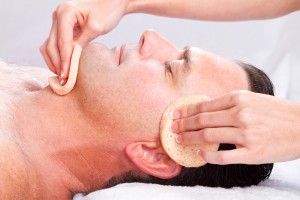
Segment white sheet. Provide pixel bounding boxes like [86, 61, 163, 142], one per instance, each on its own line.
[74, 160, 300, 200]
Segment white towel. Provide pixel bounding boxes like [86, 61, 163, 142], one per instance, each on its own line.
[74, 159, 300, 200]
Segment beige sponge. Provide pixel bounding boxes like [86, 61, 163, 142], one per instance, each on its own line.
[160, 95, 219, 168]
[48, 42, 82, 96]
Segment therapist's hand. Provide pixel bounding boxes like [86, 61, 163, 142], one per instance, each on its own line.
[40, 0, 129, 84]
[171, 91, 300, 165]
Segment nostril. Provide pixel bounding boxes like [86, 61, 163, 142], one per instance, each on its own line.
[138, 35, 145, 52]
[139, 34, 153, 57]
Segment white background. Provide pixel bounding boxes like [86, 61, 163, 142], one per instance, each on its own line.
[0, 0, 299, 101]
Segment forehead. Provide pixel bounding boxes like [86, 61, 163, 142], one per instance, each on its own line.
[180, 48, 249, 98]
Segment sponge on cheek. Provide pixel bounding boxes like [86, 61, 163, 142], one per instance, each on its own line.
[160, 95, 219, 168]
[48, 42, 82, 96]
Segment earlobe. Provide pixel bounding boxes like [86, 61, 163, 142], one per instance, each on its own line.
[125, 141, 181, 179]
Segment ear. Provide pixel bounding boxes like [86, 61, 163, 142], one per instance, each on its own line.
[125, 140, 181, 179]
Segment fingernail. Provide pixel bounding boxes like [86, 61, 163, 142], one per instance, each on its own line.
[197, 149, 203, 156]
[170, 122, 178, 132]
[60, 79, 65, 85]
[60, 72, 65, 79]
[176, 135, 183, 143]
[171, 110, 180, 119]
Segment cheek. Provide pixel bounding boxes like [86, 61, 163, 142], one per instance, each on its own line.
[183, 75, 229, 98]
[125, 68, 156, 91]
[113, 66, 173, 133]
[182, 81, 209, 97]
[121, 67, 168, 109]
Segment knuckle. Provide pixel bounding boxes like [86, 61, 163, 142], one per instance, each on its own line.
[215, 154, 227, 165]
[231, 91, 251, 106]
[181, 118, 191, 131]
[201, 129, 212, 143]
[56, 3, 71, 15]
[195, 114, 204, 127]
[184, 106, 191, 116]
[177, 120, 184, 132]
[182, 106, 189, 117]
[232, 92, 246, 105]
[241, 129, 261, 149]
[236, 108, 253, 127]
[45, 44, 53, 56]
[57, 39, 71, 51]
[200, 150, 209, 161]
[52, 11, 57, 20]
[45, 45, 59, 68]
[175, 119, 185, 132]
[57, 39, 64, 50]
[86, 20, 104, 34]
[39, 44, 45, 54]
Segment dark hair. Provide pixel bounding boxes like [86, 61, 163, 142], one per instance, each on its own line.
[237, 61, 274, 96]
[106, 62, 274, 188]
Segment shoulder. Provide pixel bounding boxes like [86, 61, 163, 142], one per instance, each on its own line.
[0, 60, 52, 93]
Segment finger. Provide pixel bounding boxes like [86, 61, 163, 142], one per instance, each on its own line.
[172, 110, 236, 133]
[173, 91, 250, 119]
[40, 40, 57, 74]
[177, 128, 243, 146]
[199, 148, 251, 165]
[46, 12, 61, 76]
[57, 10, 82, 80]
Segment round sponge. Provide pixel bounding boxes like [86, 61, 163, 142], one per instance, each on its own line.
[160, 95, 219, 168]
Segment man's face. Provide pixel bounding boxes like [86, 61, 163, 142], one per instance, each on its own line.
[77, 30, 248, 140]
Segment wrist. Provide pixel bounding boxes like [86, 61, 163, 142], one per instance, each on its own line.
[125, 0, 156, 15]
[125, 0, 140, 14]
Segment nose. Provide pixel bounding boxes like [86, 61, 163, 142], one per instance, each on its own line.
[138, 30, 182, 62]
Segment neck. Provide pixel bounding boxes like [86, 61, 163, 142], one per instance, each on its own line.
[12, 87, 132, 199]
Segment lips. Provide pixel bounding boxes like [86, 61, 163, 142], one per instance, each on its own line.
[113, 45, 126, 65]
[113, 46, 121, 65]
